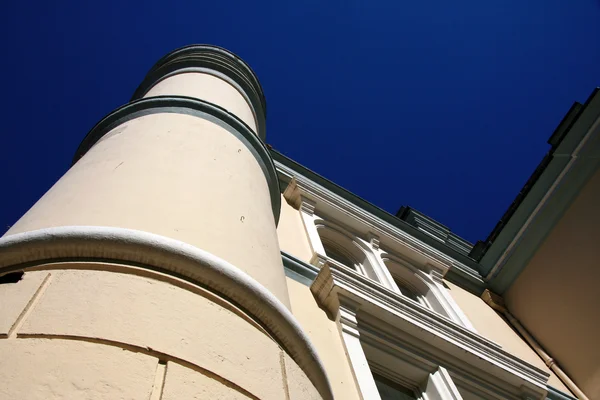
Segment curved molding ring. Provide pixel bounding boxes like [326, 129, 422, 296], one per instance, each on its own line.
[130, 44, 267, 140]
[0, 226, 333, 400]
[72, 95, 280, 224]
[143, 66, 258, 131]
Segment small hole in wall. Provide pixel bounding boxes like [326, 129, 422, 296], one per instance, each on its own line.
[0, 271, 24, 284]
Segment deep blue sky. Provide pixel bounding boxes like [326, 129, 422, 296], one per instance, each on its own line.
[1, 1, 599, 243]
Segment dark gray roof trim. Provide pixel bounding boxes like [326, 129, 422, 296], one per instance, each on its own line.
[478, 88, 600, 287]
[396, 206, 474, 256]
[73, 96, 281, 224]
[131, 44, 267, 140]
[546, 385, 577, 400]
[282, 251, 319, 286]
[469, 94, 592, 261]
[271, 149, 487, 295]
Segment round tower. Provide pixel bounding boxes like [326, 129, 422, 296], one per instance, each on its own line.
[0, 45, 331, 400]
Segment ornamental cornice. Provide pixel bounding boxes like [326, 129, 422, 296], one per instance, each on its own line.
[310, 262, 549, 399]
[280, 171, 486, 293]
[131, 44, 267, 140]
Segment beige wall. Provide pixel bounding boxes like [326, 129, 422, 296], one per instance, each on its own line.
[144, 72, 258, 134]
[273, 191, 576, 396]
[277, 194, 314, 263]
[444, 280, 571, 393]
[5, 113, 289, 305]
[0, 264, 320, 400]
[505, 169, 600, 399]
[0, 338, 158, 400]
[286, 276, 362, 400]
[0, 49, 330, 400]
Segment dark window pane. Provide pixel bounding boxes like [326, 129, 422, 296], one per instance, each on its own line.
[394, 278, 421, 303]
[323, 243, 355, 268]
[373, 373, 417, 400]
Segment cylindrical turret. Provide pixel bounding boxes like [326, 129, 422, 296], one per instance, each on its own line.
[5, 45, 286, 304]
[0, 45, 331, 400]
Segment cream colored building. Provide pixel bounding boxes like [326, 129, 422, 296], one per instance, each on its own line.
[0, 45, 598, 400]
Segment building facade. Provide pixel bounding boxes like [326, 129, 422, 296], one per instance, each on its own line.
[0, 45, 598, 400]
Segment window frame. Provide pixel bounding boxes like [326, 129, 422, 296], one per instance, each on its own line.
[295, 197, 476, 330]
[314, 218, 386, 283]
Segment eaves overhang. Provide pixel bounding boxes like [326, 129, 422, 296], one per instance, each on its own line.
[479, 88, 600, 293]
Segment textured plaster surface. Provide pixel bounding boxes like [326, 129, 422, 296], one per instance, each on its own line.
[277, 194, 314, 263]
[0, 338, 157, 400]
[284, 352, 322, 400]
[286, 277, 361, 400]
[0, 232, 332, 400]
[162, 362, 251, 400]
[4, 112, 289, 305]
[20, 269, 286, 400]
[0, 271, 48, 335]
[444, 280, 569, 392]
[506, 169, 600, 399]
[144, 72, 258, 133]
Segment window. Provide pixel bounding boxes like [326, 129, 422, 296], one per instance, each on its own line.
[383, 254, 447, 312]
[322, 242, 357, 269]
[393, 276, 429, 308]
[381, 252, 476, 330]
[316, 220, 380, 281]
[373, 373, 418, 400]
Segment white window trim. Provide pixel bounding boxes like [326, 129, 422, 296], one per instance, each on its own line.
[300, 203, 476, 332]
[300, 205, 391, 284]
[280, 173, 486, 295]
[392, 274, 432, 309]
[423, 367, 464, 400]
[338, 300, 383, 400]
[311, 263, 550, 400]
[380, 251, 477, 332]
[337, 297, 466, 400]
[294, 196, 327, 266]
[283, 169, 547, 400]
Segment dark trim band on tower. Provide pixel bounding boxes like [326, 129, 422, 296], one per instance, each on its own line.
[130, 44, 267, 140]
[73, 96, 281, 224]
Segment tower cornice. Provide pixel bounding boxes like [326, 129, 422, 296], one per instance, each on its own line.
[130, 44, 267, 140]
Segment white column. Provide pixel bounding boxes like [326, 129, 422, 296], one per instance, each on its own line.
[297, 197, 330, 268]
[423, 366, 463, 400]
[337, 299, 382, 400]
[427, 271, 477, 332]
[369, 238, 401, 292]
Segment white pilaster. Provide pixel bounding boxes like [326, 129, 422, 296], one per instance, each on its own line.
[338, 299, 382, 400]
[298, 199, 329, 268]
[428, 276, 477, 333]
[371, 246, 401, 292]
[423, 366, 463, 400]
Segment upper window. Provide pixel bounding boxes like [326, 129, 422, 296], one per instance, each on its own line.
[373, 373, 418, 400]
[307, 216, 472, 329]
[316, 220, 380, 281]
[393, 276, 429, 308]
[322, 242, 357, 270]
[384, 253, 452, 313]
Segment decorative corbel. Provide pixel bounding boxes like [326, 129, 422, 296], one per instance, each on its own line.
[367, 232, 380, 251]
